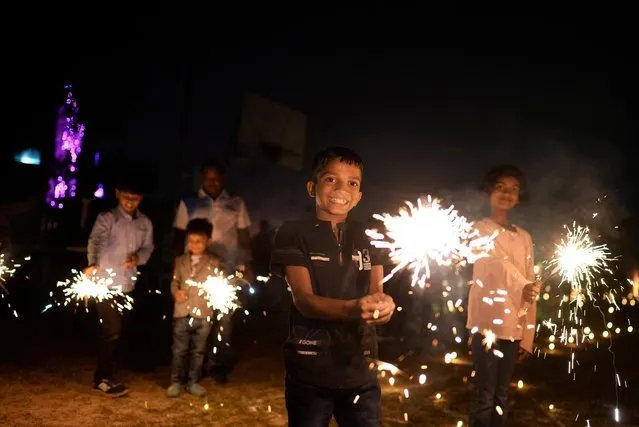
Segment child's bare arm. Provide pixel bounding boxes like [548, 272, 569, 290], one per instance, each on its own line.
[366, 265, 395, 325]
[285, 265, 359, 320]
[285, 265, 392, 324]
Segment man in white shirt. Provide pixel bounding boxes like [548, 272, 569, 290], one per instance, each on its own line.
[171, 159, 254, 384]
[172, 160, 253, 272]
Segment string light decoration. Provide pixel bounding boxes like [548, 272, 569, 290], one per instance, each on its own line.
[46, 85, 85, 209]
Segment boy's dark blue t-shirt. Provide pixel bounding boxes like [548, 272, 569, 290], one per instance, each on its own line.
[270, 217, 387, 389]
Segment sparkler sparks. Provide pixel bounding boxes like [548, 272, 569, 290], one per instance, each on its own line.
[0, 253, 18, 293]
[366, 196, 496, 287]
[374, 203, 633, 425]
[539, 222, 625, 348]
[1, 254, 29, 317]
[0, 254, 29, 292]
[481, 330, 497, 350]
[186, 269, 241, 315]
[547, 222, 614, 297]
[534, 219, 636, 424]
[53, 269, 133, 312]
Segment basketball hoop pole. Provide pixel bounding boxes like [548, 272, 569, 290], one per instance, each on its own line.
[176, 52, 198, 195]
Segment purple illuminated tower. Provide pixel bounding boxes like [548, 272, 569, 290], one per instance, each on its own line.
[46, 86, 85, 209]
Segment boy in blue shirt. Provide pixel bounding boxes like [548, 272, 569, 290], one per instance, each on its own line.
[85, 175, 154, 397]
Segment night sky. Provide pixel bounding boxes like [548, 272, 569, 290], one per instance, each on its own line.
[5, 14, 636, 237]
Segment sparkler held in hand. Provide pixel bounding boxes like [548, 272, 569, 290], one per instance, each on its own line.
[0, 253, 19, 294]
[546, 222, 614, 297]
[367, 195, 496, 287]
[0, 253, 28, 318]
[534, 219, 631, 425]
[518, 265, 542, 317]
[519, 220, 612, 318]
[185, 270, 241, 316]
[532, 222, 614, 319]
[56, 269, 134, 312]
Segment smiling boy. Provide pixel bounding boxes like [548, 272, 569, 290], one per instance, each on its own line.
[271, 147, 395, 426]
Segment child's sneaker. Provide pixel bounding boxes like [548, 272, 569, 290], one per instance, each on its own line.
[166, 383, 181, 398]
[94, 379, 128, 397]
[186, 383, 207, 397]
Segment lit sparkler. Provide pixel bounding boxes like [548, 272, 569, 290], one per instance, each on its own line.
[1, 254, 29, 317]
[366, 195, 496, 287]
[535, 220, 634, 424]
[186, 269, 241, 315]
[538, 222, 624, 346]
[0, 253, 29, 292]
[546, 222, 614, 297]
[54, 269, 133, 312]
[0, 253, 18, 293]
[537, 222, 626, 349]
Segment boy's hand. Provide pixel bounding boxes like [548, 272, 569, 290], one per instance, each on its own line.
[522, 282, 541, 304]
[82, 266, 99, 305]
[371, 293, 396, 325]
[357, 293, 396, 325]
[84, 265, 99, 277]
[174, 290, 187, 303]
[123, 253, 139, 269]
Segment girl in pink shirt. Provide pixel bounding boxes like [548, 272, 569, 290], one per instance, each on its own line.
[467, 165, 541, 427]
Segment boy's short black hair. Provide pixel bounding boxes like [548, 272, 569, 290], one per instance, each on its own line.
[310, 146, 364, 182]
[200, 158, 226, 175]
[480, 164, 530, 202]
[115, 172, 146, 195]
[186, 218, 213, 238]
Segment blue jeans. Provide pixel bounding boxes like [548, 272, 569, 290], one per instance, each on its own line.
[285, 374, 381, 427]
[206, 312, 237, 372]
[469, 333, 520, 427]
[170, 316, 212, 384]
